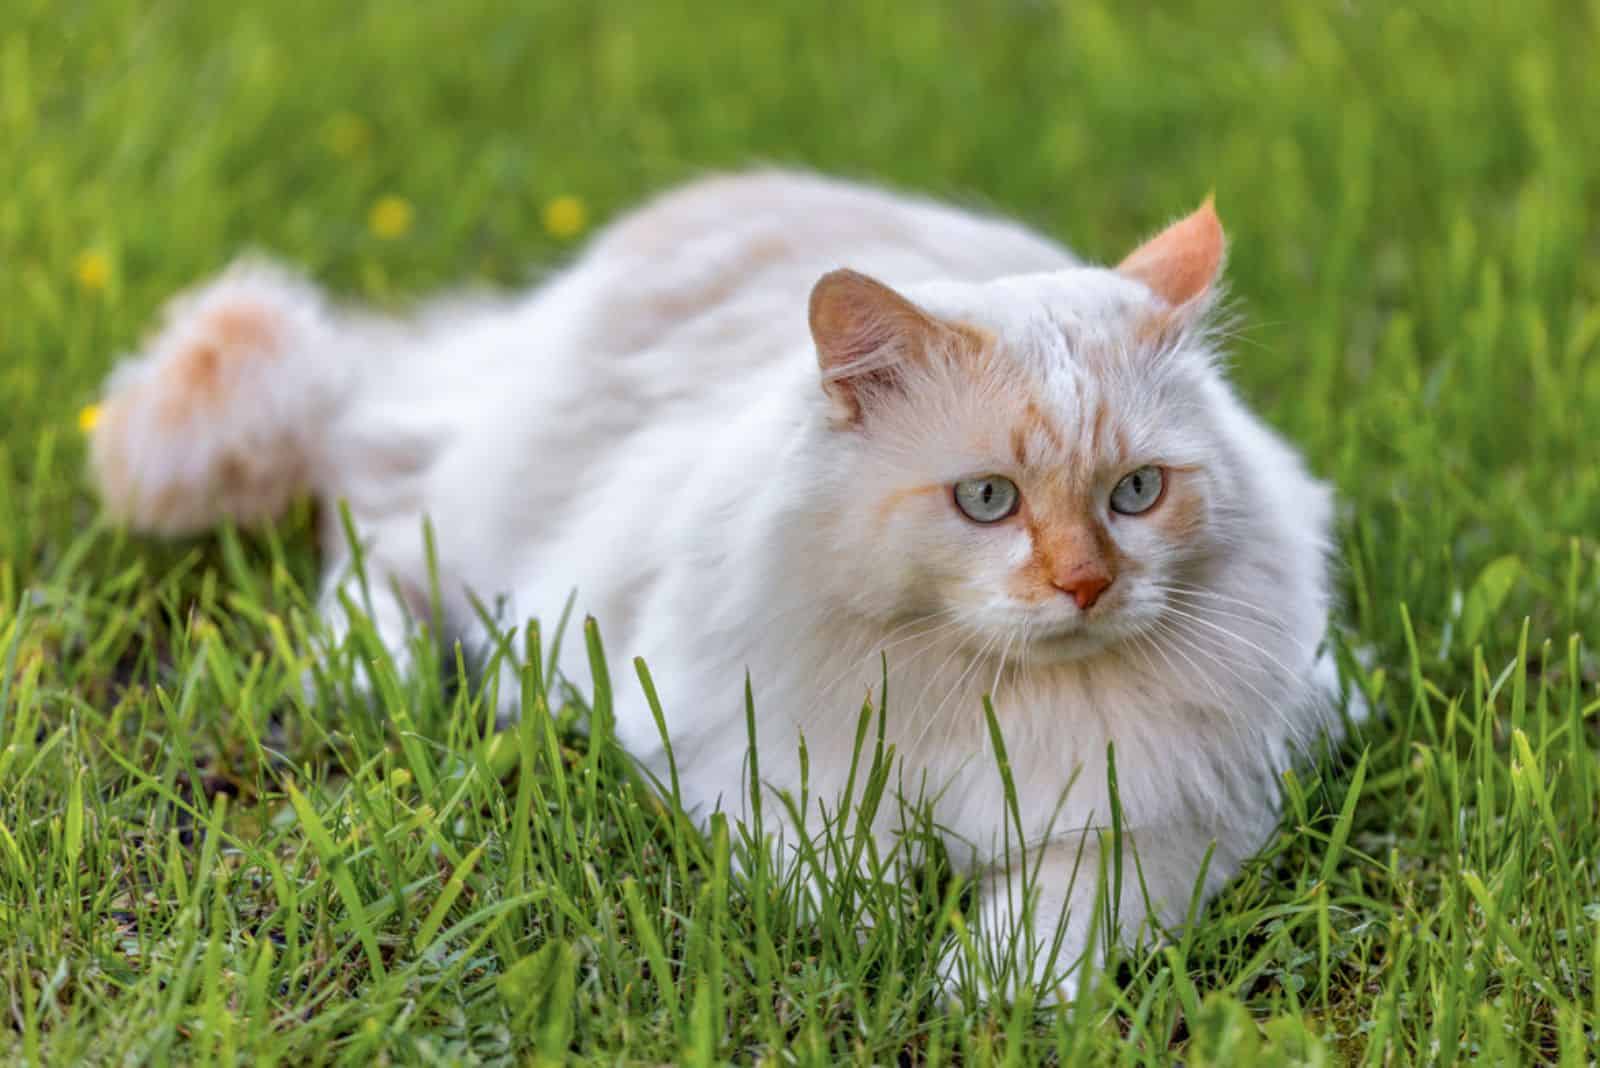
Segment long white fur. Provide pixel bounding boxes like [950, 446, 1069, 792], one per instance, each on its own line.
[90, 170, 1352, 999]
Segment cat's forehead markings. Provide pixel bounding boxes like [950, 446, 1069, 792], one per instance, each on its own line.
[1028, 344, 1134, 462]
[1020, 398, 1066, 457]
[1090, 400, 1112, 457]
[953, 319, 1001, 378]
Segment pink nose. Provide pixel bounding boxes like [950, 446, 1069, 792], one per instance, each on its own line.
[1054, 568, 1112, 611]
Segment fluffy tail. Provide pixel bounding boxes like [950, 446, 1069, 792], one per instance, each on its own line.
[89, 259, 356, 536]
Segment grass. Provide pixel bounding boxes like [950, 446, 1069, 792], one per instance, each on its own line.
[3, 0, 1599, 1062]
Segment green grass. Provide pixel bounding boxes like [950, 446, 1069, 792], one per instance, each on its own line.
[3, 0, 1599, 1063]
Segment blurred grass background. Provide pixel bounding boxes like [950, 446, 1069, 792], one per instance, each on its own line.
[2, 0, 1599, 1063]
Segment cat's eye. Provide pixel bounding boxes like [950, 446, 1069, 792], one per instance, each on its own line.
[1110, 466, 1165, 515]
[953, 476, 1020, 523]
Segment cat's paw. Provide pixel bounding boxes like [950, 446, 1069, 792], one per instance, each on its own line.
[934, 911, 1089, 1008]
[935, 936, 1079, 1008]
[90, 258, 342, 535]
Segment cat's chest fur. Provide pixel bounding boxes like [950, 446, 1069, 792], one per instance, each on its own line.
[606, 594, 1290, 861]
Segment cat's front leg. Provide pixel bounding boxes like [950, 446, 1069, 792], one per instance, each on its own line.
[307, 565, 421, 699]
[949, 825, 1230, 1004]
[305, 515, 452, 705]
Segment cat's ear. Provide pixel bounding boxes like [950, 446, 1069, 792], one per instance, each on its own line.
[809, 269, 952, 424]
[1117, 197, 1226, 310]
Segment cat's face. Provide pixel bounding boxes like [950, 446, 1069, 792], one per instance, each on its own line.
[810, 202, 1235, 663]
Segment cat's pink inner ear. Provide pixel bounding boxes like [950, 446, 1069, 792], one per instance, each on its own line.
[809, 269, 943, 422]
[1117, 197, 1226, 308]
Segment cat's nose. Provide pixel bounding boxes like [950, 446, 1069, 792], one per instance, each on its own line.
[1054, 567, 1112, 611]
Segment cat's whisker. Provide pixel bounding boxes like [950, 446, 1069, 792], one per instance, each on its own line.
[1138, 619, 1231, 711]
[1133, 616, 1273, 785]
[942, 630, 1003, 734]
[1159, 577, 1290, 610]
[1147, 625, 1280, 739]
[1156, 588, 1298, 642]
[1149, 618, 1300, 743]
[1129, 629, 1251, 757]
[985, 625, 1019, 717]
[805, 610, 969, 718]
[1156, 601, 1303, 684]
[905, 645, 972, 754]
[910, 630, 1001, 757]
[909, 623, 989, 724]
[848, 613, 967, 682]
[867, 620, 985, 717]
[802, 616, 968, 743]
[1152, 615, 1281, 703]
[1017, 619, 1035, 708]
[874, 607, 965, 646]
[1164, 578, 1312, 620]
[1158, 580, 1299, 628]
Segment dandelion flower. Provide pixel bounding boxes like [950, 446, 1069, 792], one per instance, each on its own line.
[368, 195, 414, 239]
[77, 404, 102, 433]
[75, 250, 111, 292]
[542, 194, 588, 240]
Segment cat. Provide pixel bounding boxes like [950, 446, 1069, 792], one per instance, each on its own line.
[88, 169, 1356, 1000]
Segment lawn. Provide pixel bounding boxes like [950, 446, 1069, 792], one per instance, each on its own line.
[3, 0, 1599, 1063]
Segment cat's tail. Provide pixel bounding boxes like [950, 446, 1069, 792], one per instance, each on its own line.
[88, 259, 361, 536]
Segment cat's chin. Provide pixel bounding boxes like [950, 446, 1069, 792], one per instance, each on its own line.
[1006, 611, 1164, 667]
[1018, 625, 1121, 665]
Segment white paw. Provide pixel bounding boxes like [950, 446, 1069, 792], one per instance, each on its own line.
[934, 920, 1086, 1007]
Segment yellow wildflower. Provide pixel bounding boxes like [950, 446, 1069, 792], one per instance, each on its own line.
[368, 195, 414, 239]
[542, 194, 588, 239]
[74, 250, 111, 292]
[77, 404, 102, 433]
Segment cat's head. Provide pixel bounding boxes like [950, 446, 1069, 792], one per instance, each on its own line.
[807, 201, 1288, 664]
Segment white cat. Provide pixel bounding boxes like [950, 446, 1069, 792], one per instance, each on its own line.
[89, 170, 1354, 999]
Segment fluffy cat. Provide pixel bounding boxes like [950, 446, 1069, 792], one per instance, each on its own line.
[89, 170, 1354, 999]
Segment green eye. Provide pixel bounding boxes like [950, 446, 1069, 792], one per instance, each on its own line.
[1110, 466, 1165, 515]
[953, 476, 1020, 523]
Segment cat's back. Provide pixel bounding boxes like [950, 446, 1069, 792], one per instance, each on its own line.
[565, 170, 1077, 365]
[590, 169, 1074, 281]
